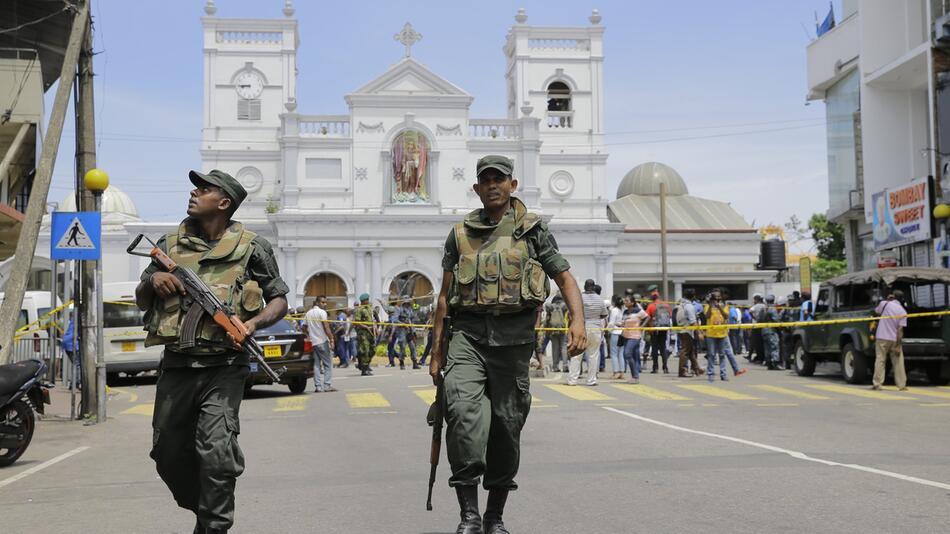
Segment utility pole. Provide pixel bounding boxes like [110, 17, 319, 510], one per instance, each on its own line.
[75, 7, 103, 422]
[0, 2, 90, 365]
[659, 182, 669, 302]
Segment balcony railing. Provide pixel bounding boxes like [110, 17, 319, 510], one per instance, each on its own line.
[469, 119, 521, 139]
[216, 31, 282, 44]
[299, 116, 351, 137]
[546, 111, 573, 129]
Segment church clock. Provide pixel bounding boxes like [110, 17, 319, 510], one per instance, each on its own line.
[234, 71, 264, 99]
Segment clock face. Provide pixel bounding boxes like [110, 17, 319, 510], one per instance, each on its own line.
[234, 71, 264, 99]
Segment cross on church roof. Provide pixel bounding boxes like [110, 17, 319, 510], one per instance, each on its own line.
[394, 22, 422, 58]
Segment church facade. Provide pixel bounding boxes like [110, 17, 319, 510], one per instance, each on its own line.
[169, 4, 621, 308]
[32, 4, 777, 309]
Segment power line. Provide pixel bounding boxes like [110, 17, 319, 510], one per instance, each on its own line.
[0, 3, 72, 36]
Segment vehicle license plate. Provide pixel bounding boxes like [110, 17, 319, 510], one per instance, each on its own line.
[121, 341, 136, 352]
[263, 345, 282, 358]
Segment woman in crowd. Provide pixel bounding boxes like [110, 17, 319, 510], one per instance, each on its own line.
[621, 295, 649, 384]
[607, 295, 625, 379]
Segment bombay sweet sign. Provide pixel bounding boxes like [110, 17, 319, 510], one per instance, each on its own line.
[871, 176, 932, 251]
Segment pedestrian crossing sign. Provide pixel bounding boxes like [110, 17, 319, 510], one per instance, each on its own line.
[51, 211, 101, 260]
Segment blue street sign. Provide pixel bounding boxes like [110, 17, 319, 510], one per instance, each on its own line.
[51, 211, 102, 260]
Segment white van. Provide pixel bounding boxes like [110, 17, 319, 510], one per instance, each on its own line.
[103, 281, 162, 379]
[0, 291, 60, 361]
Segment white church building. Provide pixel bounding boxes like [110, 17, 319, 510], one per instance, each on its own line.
[33, 3, 775, 309]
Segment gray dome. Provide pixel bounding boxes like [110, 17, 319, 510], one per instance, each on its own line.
[617, 162, 689, 198]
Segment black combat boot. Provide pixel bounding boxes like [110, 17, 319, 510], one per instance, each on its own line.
[483, 489, 510, 533]
[455, 485, 482, 534]
[193, 519, 205, 534]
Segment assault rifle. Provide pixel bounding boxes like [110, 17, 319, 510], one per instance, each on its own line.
[127, 234, 284, 383]
[425, 315, 450, 511]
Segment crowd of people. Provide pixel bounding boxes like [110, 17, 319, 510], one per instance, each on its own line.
[297, 284, 829, 390]
[533, 281, 823, 386]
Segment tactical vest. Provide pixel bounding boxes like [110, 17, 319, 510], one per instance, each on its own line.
[144, 221, 263, 352]
[448, 200, 550, 313]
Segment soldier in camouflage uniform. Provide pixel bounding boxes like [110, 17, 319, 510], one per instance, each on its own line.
[354, 293, 377, 376]
[429, 156, 587, 534]
[762, 294, 782, 370]
[136, 170, 288, 534]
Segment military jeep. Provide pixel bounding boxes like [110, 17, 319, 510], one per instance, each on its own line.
[792, 267, 950, 385]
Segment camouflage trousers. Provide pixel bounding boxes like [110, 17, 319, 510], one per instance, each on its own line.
[356, 329, 375, 368]
[763, 330, 780, 364]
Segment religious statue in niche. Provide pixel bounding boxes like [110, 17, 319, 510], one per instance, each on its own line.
[391, 130, 429, 203]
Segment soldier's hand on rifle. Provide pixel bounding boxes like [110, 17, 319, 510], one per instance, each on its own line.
[150, 272, 186, 299]
[566, 322, 587, 356]
[429, 344, 444, 386]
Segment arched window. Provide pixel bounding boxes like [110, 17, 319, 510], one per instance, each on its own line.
[388, 271, 434, 308]
[546, 81, 572, 128]
[391, 130, 430, 204]
[304, 272, 348, 311]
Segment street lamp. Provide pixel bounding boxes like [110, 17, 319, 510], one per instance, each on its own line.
[83, 168, 108, 423]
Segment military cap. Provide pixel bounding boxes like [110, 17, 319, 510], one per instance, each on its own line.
[189, 169, 248, 209]
[476, 155, 514, 178]
[646, 284, 658, 292]
[359, 293, 370, 302]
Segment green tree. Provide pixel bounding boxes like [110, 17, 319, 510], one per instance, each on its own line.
[812, 258, 847, 280]
[808, 213, 845, 261]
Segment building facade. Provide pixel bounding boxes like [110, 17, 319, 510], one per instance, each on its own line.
[29, 3, 777, 307]
[806, 0, 950, 271]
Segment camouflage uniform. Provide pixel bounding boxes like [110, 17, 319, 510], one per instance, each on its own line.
[354, 303, 376, 372]
[141, 217, 287, 532]
[442, 197, 569, 491]
[762, 304, 782, 366]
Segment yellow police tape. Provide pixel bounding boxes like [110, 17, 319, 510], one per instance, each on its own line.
[294, 309, 950, 333]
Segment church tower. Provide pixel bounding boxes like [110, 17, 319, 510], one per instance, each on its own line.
[199, 0, 299, 217]
[504, 9, 608, 220]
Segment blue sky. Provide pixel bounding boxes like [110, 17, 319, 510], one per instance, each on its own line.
[48, 0, 842, 243]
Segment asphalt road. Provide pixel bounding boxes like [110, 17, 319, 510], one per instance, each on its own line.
[1, 359, 949, 534]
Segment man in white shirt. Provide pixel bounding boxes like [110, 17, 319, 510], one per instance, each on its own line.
[305, 296, 337, 392]
[568, 279, 608, 386]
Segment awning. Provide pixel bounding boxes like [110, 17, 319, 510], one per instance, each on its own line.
[825, 267, 950, 287]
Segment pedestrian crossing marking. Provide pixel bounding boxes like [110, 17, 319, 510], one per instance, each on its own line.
[751, 385, 831, 400]
[804, 384, 915, 401]
[676, 384, 761, 401]
[544, 384, 616, 401]
[882, 387, 950, 400]
[611, 384, 690, 401]
[274, 396, 309, 412]
[55, 216, 96, 249]
[346, 392, 391, 408]
[121, 404, 154, 416]
[414, 389, 436, 405]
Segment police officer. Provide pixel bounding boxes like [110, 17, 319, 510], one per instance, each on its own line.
[762, 294, 782, 370]
[429, 155, 586, 534]
[354, 293, 377, 375]
[135, 169, 289, 534]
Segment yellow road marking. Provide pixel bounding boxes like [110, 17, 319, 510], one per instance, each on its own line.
[676, 384, 761, 401]
[274, 396, 309, 412]
[121, 404, 153, 416]
[543, 384, 616, 401]
[414, 389, 436, 405]
[611, 384, 690, 401]
[751, 384, 830, 400]
[346, 392, 391, 408]
[883, 387, 950, 400]
[108, 387, 139, 403]
[409, 384, 431, 389]
[804, 384, 915, 401]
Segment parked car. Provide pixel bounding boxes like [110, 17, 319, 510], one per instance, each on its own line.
[103, 282, 162, 382]
[792, 267, 950, 385]
[247, 319, 313, 394]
